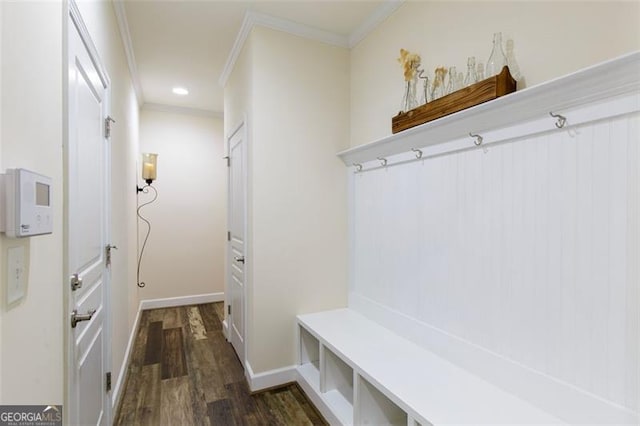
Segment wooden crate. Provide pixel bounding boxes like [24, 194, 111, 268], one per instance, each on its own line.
[392, 66, 517, 134]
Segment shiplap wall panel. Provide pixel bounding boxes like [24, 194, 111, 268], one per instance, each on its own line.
[352, 112, 639, 415]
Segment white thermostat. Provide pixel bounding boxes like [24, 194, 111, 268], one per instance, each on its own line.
[1, 168, 53, 238]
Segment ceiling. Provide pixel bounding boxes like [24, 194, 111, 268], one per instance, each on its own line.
[119, 0, 397, 115]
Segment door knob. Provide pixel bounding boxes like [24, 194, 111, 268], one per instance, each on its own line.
[71, 309, 96, 328]
[234, 256, 245, 264]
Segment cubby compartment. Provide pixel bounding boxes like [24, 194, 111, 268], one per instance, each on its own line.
[322, 348, 354, 424]
[407, 417, 430, 426]
[356, 376, 407, 426]
[298, 325, 320, 389]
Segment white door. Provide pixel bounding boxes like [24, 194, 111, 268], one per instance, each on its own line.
[227, 122, 246, 363]
[67, 3, 111, 425]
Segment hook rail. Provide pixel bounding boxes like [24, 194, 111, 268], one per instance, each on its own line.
[549, 112, 567, 128]
[469, 133, 483, 146]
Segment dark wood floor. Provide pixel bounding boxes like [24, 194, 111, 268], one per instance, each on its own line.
[115, 302, 327, 426]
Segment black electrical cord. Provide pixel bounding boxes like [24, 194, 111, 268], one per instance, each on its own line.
[136, 184, 157, 288]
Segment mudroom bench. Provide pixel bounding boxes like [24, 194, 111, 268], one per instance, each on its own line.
[296, 309, 562, 425]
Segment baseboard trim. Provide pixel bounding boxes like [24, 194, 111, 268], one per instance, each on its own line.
[245, 361, 297, 392]
[111, 300, 143, 411]
[222, 319, 229, 340]
[139, 292, 224, 310]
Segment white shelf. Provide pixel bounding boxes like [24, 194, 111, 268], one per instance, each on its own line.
[298, 309, 563, 425]
[300, 325, 320, 365]
[337, 51, 640, 166]
[322, 346, 354, 403]
[297, 362, 320, 391]
[324, 389, 354, 425]
[356, 376, 407, 426]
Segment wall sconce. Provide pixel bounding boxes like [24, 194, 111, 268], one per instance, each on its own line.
[136, 153, 158, 288]
[138, 152, 158, 189]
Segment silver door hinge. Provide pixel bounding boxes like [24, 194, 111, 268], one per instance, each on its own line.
[228, 305, 231, 315]
[227, 231, 231, 241]
[106, 372, 112, 392]
[105, 244, 118, 267]
[70, 273, 83, 291]
[223, 156, 230, 167]
[105, 116, 116, 139]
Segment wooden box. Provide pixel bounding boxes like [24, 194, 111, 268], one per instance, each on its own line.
[392, 66, 517, 134]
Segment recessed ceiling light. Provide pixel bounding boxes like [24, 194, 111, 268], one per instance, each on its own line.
[172, 87, 189, 95]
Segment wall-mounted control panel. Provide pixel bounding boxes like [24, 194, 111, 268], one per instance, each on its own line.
[1, 168, 53, 238]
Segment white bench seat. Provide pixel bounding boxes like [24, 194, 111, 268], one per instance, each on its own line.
[297, 308, 563, 425]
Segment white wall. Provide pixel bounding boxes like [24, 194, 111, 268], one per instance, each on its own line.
[0, 0, 139, 408]
[138, 109, 226, 300]
[0, 1, 64, 404]
[227, 27, 350, 375]
[74, 0, 141, 408]
[350, 1, 640, 147]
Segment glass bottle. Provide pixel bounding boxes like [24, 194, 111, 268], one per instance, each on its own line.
[400, 73, 419, 113]
[506, 38, 522, 81]
[485, 32, 507, 77]
[445, 66, 457, 95]
[477, 61, 485, 81]
[419, 70, 430, 105]
[431, 67, 446, 100]
[464, 56, 477, 87]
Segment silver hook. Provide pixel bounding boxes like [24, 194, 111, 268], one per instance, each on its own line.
[469, 133, 483, 146]
[353, 163, 363, 172]
[411, 148, 423, 159]
[377, 157, 388, 167]
[549, 112, 566, 129]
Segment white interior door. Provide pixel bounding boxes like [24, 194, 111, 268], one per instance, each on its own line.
[67, 4, 111, 425]
[227, 123, 246, 364]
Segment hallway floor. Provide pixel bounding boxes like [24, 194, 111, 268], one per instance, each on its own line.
[115, 302, 327, 425]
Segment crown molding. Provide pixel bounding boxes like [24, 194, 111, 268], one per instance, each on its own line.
[218, 10, 349, 87]
[142, 102, 223, 119]
[219, 2, 405, 87]
[112, 0, 144, 106]
[218, 11, 254, 87]
[252, 10, 349, 48]
[348, 0, 404, 48]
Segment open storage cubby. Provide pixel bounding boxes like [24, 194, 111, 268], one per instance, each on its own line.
[298, 325, 320, 389]
[322, 348, 354, 424]
[355, 376, 407, 426]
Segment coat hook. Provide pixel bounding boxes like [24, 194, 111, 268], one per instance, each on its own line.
[549, 112, 566, 128]
[411, 148, 423, 159]
[377, 157, 388, 167]
[353, 163, 363, 172]
[469, 133, 483, 146]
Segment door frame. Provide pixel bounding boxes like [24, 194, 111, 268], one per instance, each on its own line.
[225, 115, 249, 370]
[64, 1, 113, 423]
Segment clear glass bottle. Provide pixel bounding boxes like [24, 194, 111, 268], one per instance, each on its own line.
[464, 56, 477, 87]
[400, 74, 419, 112]
[445, 66, 457, 95]
[477, 61, 485, 81]
[419, 71, 430, 105]
[485, 32, 507, 77]
[431, 67, 446, 100]
[506, 38, 522, 81]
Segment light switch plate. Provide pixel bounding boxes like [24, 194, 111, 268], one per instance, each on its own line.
[7, 246, 25, 304]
